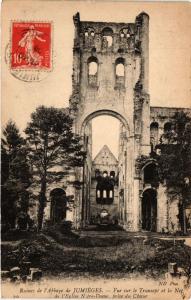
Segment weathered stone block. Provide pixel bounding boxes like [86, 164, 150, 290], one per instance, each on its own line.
[168, 262, 177, 275]
[10, 275, 21, 282]
[1, 270, 10, 280]
[10, 266, 21, 277]
[29, 268, 42, 281]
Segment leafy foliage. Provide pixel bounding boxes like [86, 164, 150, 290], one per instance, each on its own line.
[1, 121, 32, 228]
[156, 112, 191, 233]
[25, 106, 85, 230]
[156, 112, 191, 192]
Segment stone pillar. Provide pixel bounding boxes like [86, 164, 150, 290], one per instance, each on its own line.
[66, 202, 74, 222]
[158, 126, 163, 140]
[44, 201, 51, 222]
[138, 12, 149, 93]
[133, 136, 141, 231]
[133, 178, 140, 231]
[168, 198, 180, 233]
[74, 188, 82, 230]
[141, 93, 151, 156]
[157, 184, 168, 232]
[124, 137, 134, 231]
[136, 12, 151, 156]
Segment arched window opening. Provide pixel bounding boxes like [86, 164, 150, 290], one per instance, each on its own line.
[110, 171, 115, 178]
[150, 122, 159, 149]
[115, 57, 125, 87]
[119, 28, 131, 49]
[116, 63, 124, 76]
[89, 62, 97, 75]
[164, 122, 172, 133]
[143, 163, 158, 187]
[84, 27, 95, 48]
[96, 176, 114, 205]
[96, 186, 102, 203]
[120, 28, 130, 39]
[84, 27, 95, 38]
[102, 27, 113, 49]
[87, 56, 98, 86]
[103, 171, 108, 177]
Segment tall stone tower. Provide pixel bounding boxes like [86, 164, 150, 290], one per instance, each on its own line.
[69, 12, 151, 231]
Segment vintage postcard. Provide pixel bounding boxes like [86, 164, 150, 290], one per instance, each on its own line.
[1, 0, 191, 299]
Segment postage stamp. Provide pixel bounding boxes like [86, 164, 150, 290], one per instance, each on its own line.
[8, 21, 53, 82]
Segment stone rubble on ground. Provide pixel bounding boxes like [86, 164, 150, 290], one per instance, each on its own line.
[1, 264, 42, 282]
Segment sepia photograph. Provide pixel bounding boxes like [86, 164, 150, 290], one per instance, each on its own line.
[1, 0, 191, 299]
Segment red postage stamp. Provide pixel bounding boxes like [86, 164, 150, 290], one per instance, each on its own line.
[11, 22, 52, 70]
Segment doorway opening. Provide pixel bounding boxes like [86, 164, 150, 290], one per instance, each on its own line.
[82, 112, 128, 227]
[142, 188, 157, 231]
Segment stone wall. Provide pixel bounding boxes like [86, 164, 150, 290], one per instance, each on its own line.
[90, 145, 119, 221]
[90, 180, 119, 221]
[68, 12, 191, 233]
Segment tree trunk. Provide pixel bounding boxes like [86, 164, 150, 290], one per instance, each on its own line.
[37, 177, 47, 231]
[179, 200, 187, 235]
[182, 187, 188, 235]
[182, 202, 187, 235]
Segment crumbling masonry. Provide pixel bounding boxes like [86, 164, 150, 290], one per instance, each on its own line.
[43, 12, 191, 233]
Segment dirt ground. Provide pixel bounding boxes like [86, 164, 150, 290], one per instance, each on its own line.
[2, 226, 191, 281]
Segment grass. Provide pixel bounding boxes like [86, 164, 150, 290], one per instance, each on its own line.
[1, 226, 191, 280]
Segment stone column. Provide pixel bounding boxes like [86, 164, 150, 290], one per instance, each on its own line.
[168, 198, 180, 233]
[125, 137, 135, 231]
[44, 202, 51, 221]
[133, 178, 140, 231]
[66, 201, 74, 222]
[157, 184, 168, 232]
[138, 12, 149, 93]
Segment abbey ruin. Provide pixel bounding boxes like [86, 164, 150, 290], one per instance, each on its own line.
[43, 12, 191, 233]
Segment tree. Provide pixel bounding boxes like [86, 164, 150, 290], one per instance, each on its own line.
[25, 106, 85, 231]
[1, 121, 32, 228]
[156, 112, 191, 234]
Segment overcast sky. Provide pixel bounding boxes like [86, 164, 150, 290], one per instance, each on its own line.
[2, 1, 191, 158]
